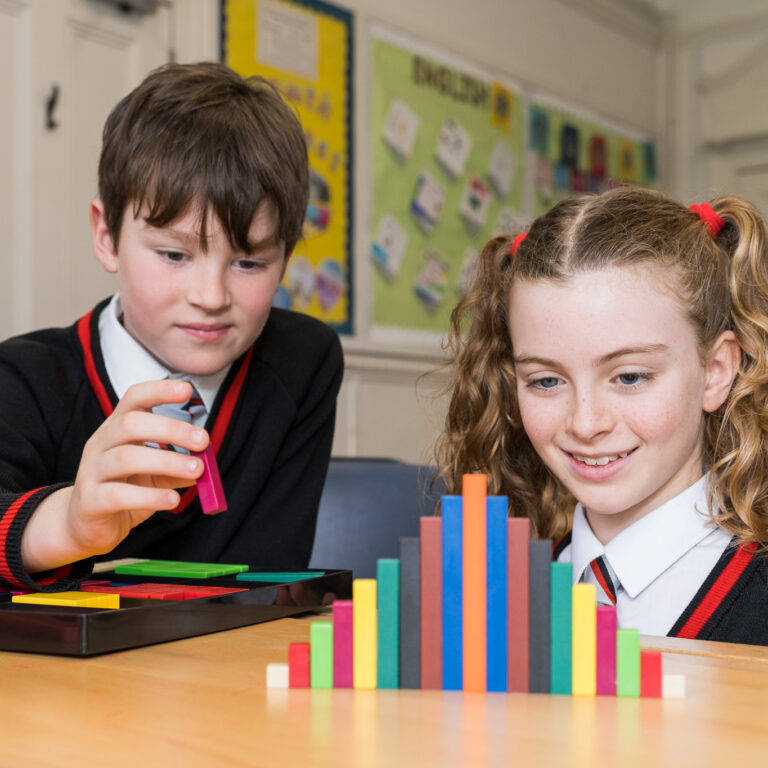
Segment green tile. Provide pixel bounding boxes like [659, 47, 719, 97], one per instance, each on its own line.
[616, 628, 640, 697]
[114, 560, 249, 578]
[235, 571, 326, 582]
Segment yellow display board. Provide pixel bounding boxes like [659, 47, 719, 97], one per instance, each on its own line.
[222, 0, 354, 332]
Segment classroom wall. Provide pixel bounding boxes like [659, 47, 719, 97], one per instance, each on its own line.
[0, 0, 687, 466]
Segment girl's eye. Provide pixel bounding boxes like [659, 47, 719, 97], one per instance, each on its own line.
[530, 376, 561, 390]
[616, 372, 650, 386]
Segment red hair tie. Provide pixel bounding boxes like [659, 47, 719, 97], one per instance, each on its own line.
[689, 203, 725, 238]
[510, 232, 527, 257]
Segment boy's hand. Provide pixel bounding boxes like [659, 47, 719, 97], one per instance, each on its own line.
[22, 380, 209, 571]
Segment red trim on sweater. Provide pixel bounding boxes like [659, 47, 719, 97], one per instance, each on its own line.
[77, 312, 114, 418]
[675, 542, 758, 639]
[0, 488, 44, 587]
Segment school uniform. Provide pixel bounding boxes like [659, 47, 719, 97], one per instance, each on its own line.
[0, 295, 343, 592]
[554, 476, 768, 645]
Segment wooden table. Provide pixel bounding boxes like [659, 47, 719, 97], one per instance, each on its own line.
[2, 613, 768, 767]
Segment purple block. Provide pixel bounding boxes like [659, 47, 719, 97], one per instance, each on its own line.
[597, 605, 617, 696]
[333, 600, 353, 688]
[191, 444, 227, 515]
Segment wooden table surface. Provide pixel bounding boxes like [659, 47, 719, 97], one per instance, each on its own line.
[2, 612, 768, 768]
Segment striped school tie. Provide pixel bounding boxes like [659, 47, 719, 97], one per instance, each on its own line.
[589, 555, 617, 606]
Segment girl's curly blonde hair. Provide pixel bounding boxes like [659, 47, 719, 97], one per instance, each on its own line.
[435, 185, 768, 544]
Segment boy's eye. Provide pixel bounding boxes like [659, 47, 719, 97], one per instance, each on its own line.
[235, 259, 265, 271]
[159, 250, 186, 263]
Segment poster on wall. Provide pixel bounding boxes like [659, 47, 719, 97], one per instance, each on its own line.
[369, 26, 526, 342]
[529, 99, 656, 218]
[222, 0, 354, 333]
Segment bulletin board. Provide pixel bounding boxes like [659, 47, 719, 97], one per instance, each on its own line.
[221, 0, 354, 333]
[529, 99, 656, 218]
[368, 27, 526, 341]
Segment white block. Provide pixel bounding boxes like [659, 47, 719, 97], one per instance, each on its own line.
[266, 662, 290, 689]
[662, 674, 686, 699]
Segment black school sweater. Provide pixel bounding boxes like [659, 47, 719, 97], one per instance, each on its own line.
[0, 299, 343, 591]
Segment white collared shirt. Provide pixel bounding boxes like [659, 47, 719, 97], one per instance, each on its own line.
[556, 476, 733, 636]
[98, 294, 231, 424]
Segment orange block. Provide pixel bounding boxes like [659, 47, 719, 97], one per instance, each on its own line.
[463, 473, 487, 692]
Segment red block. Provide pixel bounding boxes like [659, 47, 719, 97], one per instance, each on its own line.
[640, 651, 662, 698]
[420, 516, 442, 690]
[289, 642, 310, 688]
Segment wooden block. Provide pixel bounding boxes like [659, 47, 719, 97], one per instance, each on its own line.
[399, 537, 420, 689]
[640, 650, 662, 698]
[288, 642, 310, 688]
[12, 591, 120, 609]
[310, 621, 334, 689]
[550, 562, 572, 695]
[662, 673, 686, 699]
[616, 628, 640, 697]
[442, 495, 463, 690]
[507, 517, 530, 692]
[266, 662, 290, 689]
[353, 579, 377, 690]
[596, 606, 617, 696]
[486, 496, 508, 692]
[528, 539, 551, 693]
[377, 559, 400, 689]
[332, 600, 353, 688]
[572, 584, 597, 696]
[420, 516, 442, 690]
[463, 474, 487, 692]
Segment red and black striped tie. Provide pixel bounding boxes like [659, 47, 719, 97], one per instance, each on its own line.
[590, 555, 617, 606]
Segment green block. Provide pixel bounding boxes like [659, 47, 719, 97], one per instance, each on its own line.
[550, 562, 573, 695]
[236, 571, 326, 583]
[616, 628, 640, 697]
[376, 558, 400, 689]
[114, 560, 249, 578]
[310, 621, 334, 689]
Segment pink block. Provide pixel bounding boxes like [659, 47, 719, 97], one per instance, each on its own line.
[333, 599, 353, 688]
[597, 605, 617, 696]
[192, 443, 227, 515]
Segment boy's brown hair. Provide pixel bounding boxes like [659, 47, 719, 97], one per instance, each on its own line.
[98, 61, 309, 255]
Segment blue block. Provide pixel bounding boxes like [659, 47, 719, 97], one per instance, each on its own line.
[442, 495, 463, 690]
[486, 496, 508, 692]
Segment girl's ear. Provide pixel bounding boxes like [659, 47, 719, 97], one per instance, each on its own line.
[90, 199, 118, 274]
[702, 330, 741, 413]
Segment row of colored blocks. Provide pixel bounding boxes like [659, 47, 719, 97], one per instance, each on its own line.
[266, 570, 684, 698]
[266, 474, 684, 697]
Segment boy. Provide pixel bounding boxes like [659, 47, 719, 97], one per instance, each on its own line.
[0, 62, 343, 591]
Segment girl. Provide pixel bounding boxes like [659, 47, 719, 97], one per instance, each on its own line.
[436, 185, 768, 644]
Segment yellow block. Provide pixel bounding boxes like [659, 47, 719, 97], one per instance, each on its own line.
[12, 591, 120, 609]
[353, 579, 377, 690]
[572, 584, 596, 696]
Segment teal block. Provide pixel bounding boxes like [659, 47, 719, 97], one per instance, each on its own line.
[114, 560, 249, 578]
[377, 559, 400, 689]
[236, 571, 326, 582]
[550, 562, 573, 694]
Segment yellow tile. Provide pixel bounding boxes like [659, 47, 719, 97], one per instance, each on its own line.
[12, 591, 120, 608]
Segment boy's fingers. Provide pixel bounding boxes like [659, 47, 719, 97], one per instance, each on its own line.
[115, 379, 194, 414]
[98, 444, 203, 483]
[94, 411, 208, 453]
[88, 482, 182, 516]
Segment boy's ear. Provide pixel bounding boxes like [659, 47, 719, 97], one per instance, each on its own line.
[702, 330, 741, 413]
[90, 199, 118, 274]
